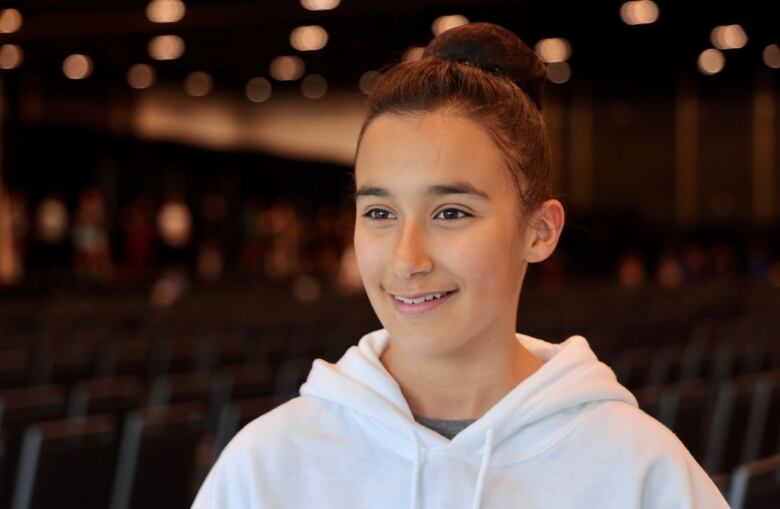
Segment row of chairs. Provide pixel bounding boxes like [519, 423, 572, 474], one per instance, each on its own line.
[635, 368, 780, 475]
[0, 361, 307, 509]
[723, 454, 780, 509]
[5, 392, 779, 509]
[0, 324, 358, 392]
[3, 312, 774, 395]
[1, 280, 773, 351]
[612, 335, 780, 391]
[8, 403, 207, 509]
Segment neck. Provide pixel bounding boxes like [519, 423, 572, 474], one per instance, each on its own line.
[380, 327, 545, 421]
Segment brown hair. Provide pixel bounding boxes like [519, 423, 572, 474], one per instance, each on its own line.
[356, 22, 553, 216]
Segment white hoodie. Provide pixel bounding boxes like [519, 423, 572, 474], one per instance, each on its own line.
[192, 329, 730, 509]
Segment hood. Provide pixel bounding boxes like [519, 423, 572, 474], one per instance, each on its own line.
[299, 329, 637, 509]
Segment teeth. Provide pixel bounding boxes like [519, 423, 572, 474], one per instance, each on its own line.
[394, 291, 450, 304]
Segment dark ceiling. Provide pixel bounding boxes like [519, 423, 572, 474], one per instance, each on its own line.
[0, 0, 777, 96]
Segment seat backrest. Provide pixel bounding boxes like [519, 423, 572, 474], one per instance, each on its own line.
[148, 371, 212, 406]
[109, 403, 206, 509]
[663, 378, 714, 462]
[647, 344, 684, 387]
[33, 341, 95, 387]
[728, 454, 780, 509]
[95, 338, 152, 380]
[219, 362, 274, 401]
[0, 347, 31, 391]
[11, 414, 116, 509]
[611, 346, 654, 391]
[755, 370, 780, 459]
[68, 376, 143, 418]
[703, 374, 763, 474]
[0, 385, 65, 509]
[633, 385, 663, 421]
[739, 372, 775, 464]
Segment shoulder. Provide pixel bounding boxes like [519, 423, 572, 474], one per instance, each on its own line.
[192, 396, 346, 508]
[574, 401, 729, 508]
[226, 396, 341, 453]
[584, 401, 680, 443]
[577, 400, 692, 461]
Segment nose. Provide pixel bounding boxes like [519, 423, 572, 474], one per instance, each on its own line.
[391, 220, 433, 280]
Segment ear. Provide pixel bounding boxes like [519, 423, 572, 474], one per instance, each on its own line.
[524, 199, 565, 264]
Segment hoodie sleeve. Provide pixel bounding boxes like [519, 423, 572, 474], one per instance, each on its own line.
[640, 445, 731, 509]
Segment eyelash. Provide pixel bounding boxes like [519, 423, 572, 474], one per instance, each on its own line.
[362, 208, 472, 221]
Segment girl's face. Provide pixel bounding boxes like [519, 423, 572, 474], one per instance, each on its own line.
[354, 109, 538, 359]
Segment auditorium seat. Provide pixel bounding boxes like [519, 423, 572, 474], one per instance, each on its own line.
[148, 371, 214, 407]
[633, 385, 663, 422]
[662, 378, 714, 462]
[210, 332, 248, 367]
[753, 370, 780, 460]
[611, 346, 654, 390]
[728, 454, 780, 509]
[646, 344, 684, 387]
[704, 374, 763, 474]
[213, 396, 286, 457]
[94, 338, 153, 380]
[32, 341, 94, 388]
[710, 472, 731, 498]
[678, 335, 708, 381]
[274, 357, 315, 399]
[149, 371, 222, 433]
[109, 403, 206, 509]
[0, 348, 31, 391]
[67, 376, 144, 419]
[157, 336, 208, 374]
[218, 362, 275, 400]
[10, 414, 116, 509]
[0, 386, 66, 509]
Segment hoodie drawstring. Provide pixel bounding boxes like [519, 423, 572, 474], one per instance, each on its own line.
[409, 431, 423, 509]
[470, 427, 495, 509]
[409, 427, 495, 509]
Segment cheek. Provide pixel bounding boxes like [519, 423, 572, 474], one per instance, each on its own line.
[440, 224, 521, 291]
[353, 227, 387, 283]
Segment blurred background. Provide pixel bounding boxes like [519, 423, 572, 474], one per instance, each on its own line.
[0, 0, 778, 508]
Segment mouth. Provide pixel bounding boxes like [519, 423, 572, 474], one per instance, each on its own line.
[389, 290, 458, 304]
[385, 289, 459, 315]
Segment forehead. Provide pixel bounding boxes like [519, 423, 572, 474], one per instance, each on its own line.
[355, 110, 513, 193]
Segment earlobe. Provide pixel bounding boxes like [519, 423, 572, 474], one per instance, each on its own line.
[525, 199, 565, 264]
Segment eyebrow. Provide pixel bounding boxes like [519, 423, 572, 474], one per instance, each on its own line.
[354, 182, 490, 200]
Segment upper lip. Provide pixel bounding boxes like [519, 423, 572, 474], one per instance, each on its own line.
[387, 290, 457, 299]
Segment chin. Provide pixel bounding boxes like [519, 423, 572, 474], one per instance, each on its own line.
[383, 319, 468, 358]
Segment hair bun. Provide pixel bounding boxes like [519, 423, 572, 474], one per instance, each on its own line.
[423, 22, 547, 109]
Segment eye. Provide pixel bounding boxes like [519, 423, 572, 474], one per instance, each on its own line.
[363, 208, 396, 220]
[435, 208, 471, 220]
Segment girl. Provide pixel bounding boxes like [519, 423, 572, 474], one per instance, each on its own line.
[193, 22, 729, 508]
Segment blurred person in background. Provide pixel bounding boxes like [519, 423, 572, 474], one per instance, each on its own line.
[157, 192, 194, 265]
[72, 186, 113, 282]
[28, 192, 70, 272]
[0, 189, 25, 284]
[680, 242, 709, 282]
[308, 202, 344, 282]
[263, 198, 302, 281]
[708, 242, 737, 280]
[745, 238, 770, 281]
[197, 193, 229, 281]
[617, 249, 647, 289]
[656, 246, 684, 289]
[118, 194, 156, 281]
[239, 197, 270, 276]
